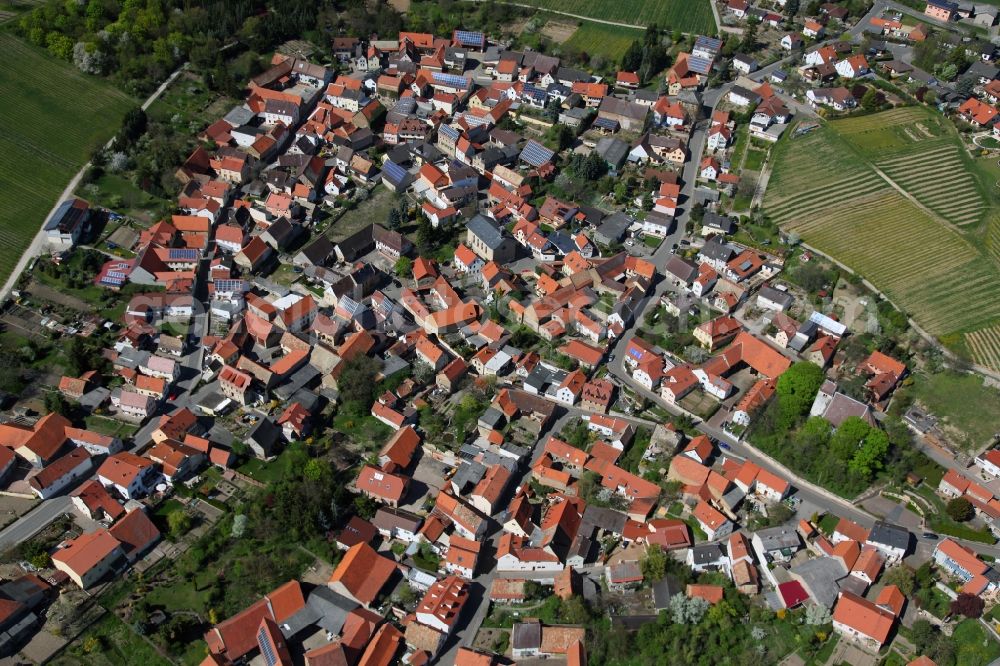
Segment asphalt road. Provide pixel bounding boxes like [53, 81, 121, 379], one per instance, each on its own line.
[0, 496, 72, 552]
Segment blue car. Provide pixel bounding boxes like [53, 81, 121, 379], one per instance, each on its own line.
[720, 442, 732, 451]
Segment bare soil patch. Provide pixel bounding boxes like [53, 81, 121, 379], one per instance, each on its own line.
[541, 20, 579, 43]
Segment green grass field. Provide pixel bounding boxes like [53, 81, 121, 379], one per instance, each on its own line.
[0, 34, 134, 285]
[952, 619, 1000, 665]
[910, 371, 1000, 450]
[765, 106, 1000, 371]
[515, 0, 715, 34]
[563, 21, 644, 62]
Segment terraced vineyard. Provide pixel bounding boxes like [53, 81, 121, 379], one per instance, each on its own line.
[0, 34, 134, 284]
[516, 0, 716, 34]
[966, 325, 1000, 374]
[876, 141, 988, 227]
[765, 106, 1000, 372]
[833, 106, 948, 156]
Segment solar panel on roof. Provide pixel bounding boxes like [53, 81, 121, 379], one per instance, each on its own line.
[258, 627, 277, 666]
[523, 84, 546, 100]
[107, 271, 128, 280]
[454, 30, 484, 47]
[215, 279, 246, 292]
[432, 72, 469, 89]
[168, 248, 199, 260]
[519, 140, 554, 167]
[462, 113, 489, 127]
[593, 117, 620, 130]
[383, 160, 408, 184]
[439, 124, 460, 140]
[688, 56, 712, 75]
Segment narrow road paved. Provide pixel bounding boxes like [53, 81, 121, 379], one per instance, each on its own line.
[0, 64, 188, 303]
[0, 497, 72, 552]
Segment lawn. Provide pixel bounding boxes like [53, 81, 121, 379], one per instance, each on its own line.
[952, 619, 1000, 665]
[817, 513, 839, 536]
[327, 187, 395, 243]
[743, 148, 767, 172]
[563, 21, 645, 62]
[514, 0, 716, 34]
[909, 371, 1000, 451]
[927, 517, 996, 544]
[915, 586, 951, 619]
[331, 410, 394, 452]
[764, 109, 1000, 371]
[0, 34, 135, 287]
[83, 415, 138, 440]
[730, 125, 750, 168]
[81, 172, 169, 221]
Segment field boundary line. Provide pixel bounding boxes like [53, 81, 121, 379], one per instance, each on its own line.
[461, 0, 692, 32]
[870, 164, 966, 236]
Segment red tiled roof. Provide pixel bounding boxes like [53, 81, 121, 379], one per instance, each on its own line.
[379, 425, 420, 469]
[357, 465, 407, 504]
[329, 542, 397, 605]
[686, 583, 724, 604]
[832, 591, 895, 645]
[108, 508, 160, 559]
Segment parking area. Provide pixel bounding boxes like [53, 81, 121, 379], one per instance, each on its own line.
[401, 454, 452, 512]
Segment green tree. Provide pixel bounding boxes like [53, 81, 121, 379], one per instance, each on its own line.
[640, 544, 667, 581]
[353, 494, 377, 519]
[882, 565, 916, 596]
[575, 152, 608, 181]
[64, 335, 92, 376]
[337, 355, 380, 412]
[303, 458, 332, 483]
[621, 40, 643, 73]
[46, 32, 74, 60]
[794, 262, 832, 292]
[167, 510, 192, 538]
[559, 595, 592, 624]
[910, 619, 937, 653]
[861, 88, 878, 112]
[44, 392, 70, 417]
[550, 123, 575, 151]
[848, 426, 889, 479]
[946, 497, 974, 522]
[739, 21, 758, 52]
[775, 362, 825, 425]
[394, 256, 413, 278]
